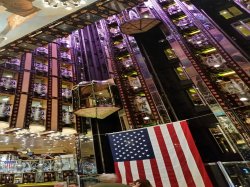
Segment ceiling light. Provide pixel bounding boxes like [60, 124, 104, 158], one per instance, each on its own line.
[0, 37, 7, 41]
[143, 116, 150, 120]
[240, 97, 248, 101]
[2, 98, 9, 101]
[43, 0, 84, 9]
[214, 64, 220, 68]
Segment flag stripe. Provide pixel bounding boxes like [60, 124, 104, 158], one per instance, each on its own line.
[137, 160, 146, 180]
[117, 162, 126, 184]
[130, 161, 140, 182]
[180, 121, 213, 187]
[167, 123, 196, 187]
[114, 162, 122, 183]
[148, 127, 171, 187]
[153, 126, 178, 187]
[160, 125, 187, 187]
[173, 122, 205, 187]
[143, 159, 156, 187]
[150, 158, 163, 187]
[124, 161, 133, 184]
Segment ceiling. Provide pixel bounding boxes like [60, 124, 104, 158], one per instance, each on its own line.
[0, 0, 144, 59]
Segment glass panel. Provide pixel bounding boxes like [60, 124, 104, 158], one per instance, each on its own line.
[232, 18, 250, 38]
[186, 87, 204, 106]
[228, 6, 243, 16]
[175, 66, 189, 80]
[164, 48, 177, 60]
[209, 126, 235, 153]
[219, 10, 234, 19]
[79, 124, 97, 175]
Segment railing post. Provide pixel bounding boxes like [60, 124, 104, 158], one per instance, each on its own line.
[217, 161, 235, 187]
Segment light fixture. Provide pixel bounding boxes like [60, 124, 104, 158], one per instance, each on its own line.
[43, 0, 86, 9]
[2, 97, 9, 102]
[240, 97, 248, 101]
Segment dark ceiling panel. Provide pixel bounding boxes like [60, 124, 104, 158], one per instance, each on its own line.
[79, 13, 102, 22]
[36, 34, 57, 42]
[0, 0, 145, 58]
[56, 23, 78, 33]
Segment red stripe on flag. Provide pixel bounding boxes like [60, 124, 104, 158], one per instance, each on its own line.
[150, 158, 163, 187]
[124, 161, 133, 184]
[180, 121, 213, 187]
[114, 162, 122, 183]
[137, 160, 146, 180]
[154, 126, 179, 187]
[167, 123, 196, 187]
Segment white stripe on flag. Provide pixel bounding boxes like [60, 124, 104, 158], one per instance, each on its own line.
[148, 127, 171, 187]
[143, 159, 156, 187]
[173, 122, 205, 187]
[130, 160, 140, 182]
[160, 124, 187, 187]
[117, 162, 127, 184]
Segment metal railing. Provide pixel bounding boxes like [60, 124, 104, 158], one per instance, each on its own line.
[206, 161, 250, 187]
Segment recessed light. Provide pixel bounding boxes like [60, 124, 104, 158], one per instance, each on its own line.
[214, 64, 220, 68]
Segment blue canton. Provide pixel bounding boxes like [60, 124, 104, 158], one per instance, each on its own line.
[108, 128, 155, 162]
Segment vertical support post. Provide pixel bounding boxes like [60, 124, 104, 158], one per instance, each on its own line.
[217, 161, 235, 187]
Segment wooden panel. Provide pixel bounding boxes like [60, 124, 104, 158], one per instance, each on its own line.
[24, 53, 32, 70]
[21, 72, 30, 93]
[51, 43, 58, 58]
[50, 99, 58, 131]
[16, 94, 28, 128]
[51, 59, 58, 76]
[52, 77, 58, 97]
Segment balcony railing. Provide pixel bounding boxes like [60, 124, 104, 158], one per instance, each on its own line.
[206, 161, 250, 187]
[36, 47, 48, 56]
[62, 111, 74, 126]
[34, 63, 48, 76]
[59, 39, 70, 49]
[0, 77, 17, 93]
[60, 52, 71, 62]
[200, 53, 226, 67]
[62, 88, 72, 103]
[0, 103, 11, 121]
[134, 96, 152, 115]
[33, 83, 47, 98]
[0, 59, 20, 70]
[167, 5, 184, 16]
[31, 107, 46, 122]
[61, 68, 73, 81]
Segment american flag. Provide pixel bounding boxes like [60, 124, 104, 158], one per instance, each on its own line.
[108, 121, 212, 187]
